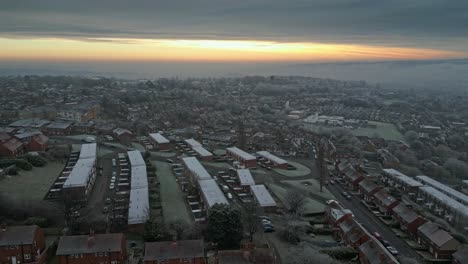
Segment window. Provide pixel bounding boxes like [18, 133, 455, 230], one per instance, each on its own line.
[24, 254, 31, 260]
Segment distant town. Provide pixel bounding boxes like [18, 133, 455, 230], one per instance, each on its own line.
[1, 75, 468, 264]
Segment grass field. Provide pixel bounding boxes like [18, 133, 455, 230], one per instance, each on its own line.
[351, 121, 404, 141]
[267, 183, 326, 214]
[304, 121, 404, 141]
[151, 151, 176, 158]
[0, 161, 65, 201]
[281, 180, 334, 201]
[152, 160, 193, 225]
[273, 160, 311, 177]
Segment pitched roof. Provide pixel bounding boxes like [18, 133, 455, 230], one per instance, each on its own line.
[32, 133, 49, 145]
[144, 240, 204, 261]
[417, 222, 439, 237]
[0, 225, 39, 246]
[56, 233, 124, 255]
[392, 203, 420, 224]
[1, 137, 23, 152]
[374, 189, 398, 207]
[359, 179, 380, 193]
[417, 222, 459, 249]
[0, 132, 10, 142]
[359, 238, 399, 264]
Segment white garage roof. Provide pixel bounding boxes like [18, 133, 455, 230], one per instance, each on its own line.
[79, 143, 97, 159]
[182, 157, 211, 181]
[185, 138, 202, 148]
[63, 158, 95, 188]
[257, 151, 287, 165]
[149, 133, 170, 144]
[131, 166, 148, 189]
[237, 169, 255, 186]
[128, 150, 146, 167]
[198, 179, 229, 208]
[192, 146, 213, 157]
[251, 185, 276, 207]
[227, 147, 255, 161]
[128, 188, 150, 225]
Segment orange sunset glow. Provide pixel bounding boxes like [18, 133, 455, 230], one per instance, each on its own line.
[1, 37, 464, 62]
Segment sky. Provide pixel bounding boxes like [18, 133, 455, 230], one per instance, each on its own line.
[1, 0, 468, 63]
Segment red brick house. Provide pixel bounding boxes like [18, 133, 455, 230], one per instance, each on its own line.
[0, 225, 47, 264]
[417, 222, 460, 260]
[113, 128, 134, 144]
[0, 132, 10, 143]
[149, 133, 171, 151]
[56, 233, 127, 264]
[358, 179, 382, 202]
[359, 237, 399, 264]
[226, 147, 256, 168]
[144, 239, 205, 264]
[0, 137, 25, 157]
[44, 122, 73, 136]
[27, 134, 49, 152]
[391, 203, 426, 237]
[453, 246, 468, 264]
[338, 218, 371, 249]
[373, 189, 399, 215]
[324, 200, 353, 229]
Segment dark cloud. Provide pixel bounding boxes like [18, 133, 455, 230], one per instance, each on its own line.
[1, 0, 468, 51]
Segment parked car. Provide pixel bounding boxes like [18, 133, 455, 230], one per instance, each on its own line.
[330, 180, 335, 185]
[345, 194, 352, 200]
[382, 240, 391, 247]
[259, 216, 271, 221]
[386, 246, 399, 255]
[227, 193, 233, 199]
[102, 206, 109, 214]
[261, 219, 272, 225]
[166, 159, 174, 163]
[372, 232, 382, 240]
[341, 191, 349, 197]
[109, 183, 115, 190]
[263, 226, 275, 233]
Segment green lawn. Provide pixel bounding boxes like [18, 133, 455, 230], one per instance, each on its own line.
[152, 160, 193, 225]
[304, 121, 404, 141]
[0, 161, 65, 201]
[351, 121, 404, 141]
[267, 183, 326, 214]
[273, 160, 311, 177]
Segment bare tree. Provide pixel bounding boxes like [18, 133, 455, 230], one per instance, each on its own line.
[285, 191, 306, 216]
[243, 203, 258, 242]
[286, 244, 341, 264]
[168, 219, 189, 240]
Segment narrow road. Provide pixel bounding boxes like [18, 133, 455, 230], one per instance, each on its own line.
[328, 183, 419, 259]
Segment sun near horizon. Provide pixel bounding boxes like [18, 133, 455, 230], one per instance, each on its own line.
[1, 37, 465, 63]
